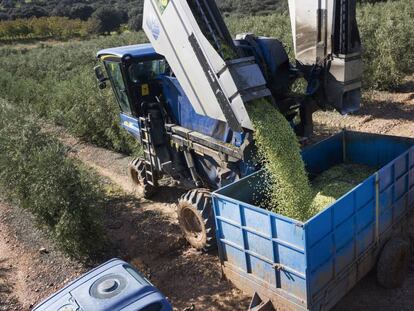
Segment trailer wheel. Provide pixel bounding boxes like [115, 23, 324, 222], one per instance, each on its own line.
[377, 238, 410, 289]
[128, 158, 156, 199]
[177, 189, 216, 252]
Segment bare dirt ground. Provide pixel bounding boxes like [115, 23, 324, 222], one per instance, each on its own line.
[0, 200, 85, 310]
[314, 77, 414, 138]
[0, 77, 413, 310]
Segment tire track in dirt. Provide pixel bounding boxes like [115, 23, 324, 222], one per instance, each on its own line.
[58, 130, 180, 219]
[0, 202, 42, 310]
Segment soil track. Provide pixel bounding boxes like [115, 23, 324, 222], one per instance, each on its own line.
[0, 77, 413, 310]
[58, 131, 250, 310]
[0, 200, 85, 310]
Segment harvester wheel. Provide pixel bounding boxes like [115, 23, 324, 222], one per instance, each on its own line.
[177, 189, 216, 252]
[377, 238, 410, 289]
[128, 158, 156, 199]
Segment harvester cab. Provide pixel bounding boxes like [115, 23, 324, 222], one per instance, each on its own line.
[96, 45, 167, 121]
[96, 0, 362, 251]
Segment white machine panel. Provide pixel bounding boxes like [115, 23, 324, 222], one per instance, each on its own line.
[288, 0, 334, 64]
[143, 0, 261, 131]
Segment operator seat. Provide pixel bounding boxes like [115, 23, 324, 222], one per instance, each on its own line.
[128, 62, 163, 107]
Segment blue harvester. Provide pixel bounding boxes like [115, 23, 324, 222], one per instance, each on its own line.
[95, 0, 363, 252]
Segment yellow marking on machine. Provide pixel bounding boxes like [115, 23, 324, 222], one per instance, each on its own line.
[156, 0, 170, 14]
[123, 121, 134, 128]
[101, 55, 121, 61]
[142, 84, 150, 96]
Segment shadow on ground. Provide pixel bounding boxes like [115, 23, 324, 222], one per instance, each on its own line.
[395, 79, 414, 94]
[149, 185, 187, 204]
[355, 99, 414, 121]
[100, 189, 249, 310]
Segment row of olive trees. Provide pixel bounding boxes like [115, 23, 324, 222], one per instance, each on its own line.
[0, 17, 95, 41]
[357, 0, 414, 89]
[0, 0, 411, 159]
[0, 32, 145, 154]
[0, 0, 143, 24]
[0, 101, 104, 258]
[0, 7, 137, 42]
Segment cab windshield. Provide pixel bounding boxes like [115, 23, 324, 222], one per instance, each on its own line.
[105, 61, 132, 114]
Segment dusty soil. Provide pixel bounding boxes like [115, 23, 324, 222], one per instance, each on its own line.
[0, 200, 85, 310]
[0, 77, 413, 310]
[314, 78, 414, 138]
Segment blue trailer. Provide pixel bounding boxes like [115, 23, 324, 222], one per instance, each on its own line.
[212, 131, 414, 310]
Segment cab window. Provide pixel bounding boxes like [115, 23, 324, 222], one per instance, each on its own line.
[105, 61, 132, 114]
[128, 59, 167, 84]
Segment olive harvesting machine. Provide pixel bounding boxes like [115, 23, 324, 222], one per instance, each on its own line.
[95, 0, 362, 251]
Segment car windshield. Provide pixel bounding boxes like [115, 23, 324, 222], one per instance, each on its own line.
[105, 61, 132, 114]
[124, 265, 151, 286]
[128, 59, 167, 84]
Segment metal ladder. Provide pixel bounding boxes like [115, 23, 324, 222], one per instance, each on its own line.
[139, 117, 157, 187]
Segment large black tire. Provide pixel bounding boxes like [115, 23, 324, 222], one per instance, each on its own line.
[128, 158, 156, 199]
[177, 189, 216, 252]
[377, 238, 410, 289]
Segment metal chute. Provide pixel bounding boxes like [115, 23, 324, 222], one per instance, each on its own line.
[288, 0, 363, 114]
[142, 0, 271, 131]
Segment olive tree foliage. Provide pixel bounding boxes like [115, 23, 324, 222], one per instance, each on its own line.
[0, 101, 104, 258]
[357, 0, 414, 89]
[0, 13, 9, 21]
[91, 7, 123, 34]
[9, 5, 48, 19]
[227, 0, 414, 90]
[0, 17, 96, 41]
[128, 8, 143, 31]
[52, 2, 93, 20]
[0, 32, 145, 154]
